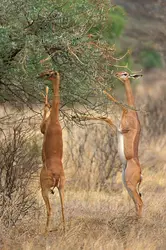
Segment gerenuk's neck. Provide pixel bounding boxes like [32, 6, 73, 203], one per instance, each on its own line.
[52, 76, 60, 99]
[124, 79, 135, 107]
[51, 76, 60, 121]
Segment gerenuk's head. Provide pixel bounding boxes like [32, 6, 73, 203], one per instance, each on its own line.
[115, 71, 143, 83]
[38, 70, 59, 81]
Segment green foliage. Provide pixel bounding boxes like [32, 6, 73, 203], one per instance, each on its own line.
[0, 0, 127, 116]
[88, 5, 126, 42]
[139, 48, 163, 70]
[105, 6, 126, 40]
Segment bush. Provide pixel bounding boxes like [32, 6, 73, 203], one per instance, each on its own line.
[89, 5, 126, 42]
[139, 48, 163, 70]
[108, 6, 127, 39]
[65, 122, 121, 191]
[136, 80, 166, 147]
[0, 118, 40, 227]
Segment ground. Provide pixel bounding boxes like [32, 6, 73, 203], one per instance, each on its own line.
[1, 146, 166, 250]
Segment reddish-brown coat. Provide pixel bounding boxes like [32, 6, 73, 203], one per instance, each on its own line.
[116, 72, 143, 217]
[39, 71, 65, 233]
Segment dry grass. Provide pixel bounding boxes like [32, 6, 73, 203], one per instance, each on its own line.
[1, 150, 166, 250]
[1, 158, 166, 250]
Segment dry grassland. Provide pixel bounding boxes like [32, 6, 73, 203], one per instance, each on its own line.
[1, 130, 166, 250]
[0, 71, 166, 250]
[1, 166, 166, 250]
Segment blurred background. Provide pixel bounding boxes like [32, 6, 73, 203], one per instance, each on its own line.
[0, 0, 166, 249]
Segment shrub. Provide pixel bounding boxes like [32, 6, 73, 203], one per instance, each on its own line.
[65, 122, 121, 191]
[0, 118, 40, 227]
[108, 6, 127, 39]
[89, 6, 126, 42]
[139, 48, 163, 70]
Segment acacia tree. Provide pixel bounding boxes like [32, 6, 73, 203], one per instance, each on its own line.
[0, 0, 127, 116]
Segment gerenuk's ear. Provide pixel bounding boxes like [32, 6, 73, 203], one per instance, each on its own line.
[129, 74, 143, 79]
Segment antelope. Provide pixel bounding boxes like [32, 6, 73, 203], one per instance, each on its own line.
[105, 71, 143, 217]
[39, 70, 65, 233]
[74, 71, 143, 217]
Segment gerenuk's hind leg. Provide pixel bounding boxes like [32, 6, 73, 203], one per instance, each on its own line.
[126, 184, 143, 217]
[41, 188, 52, 233]
[124, 159, 143, 217]
[58, 174, 65, 232]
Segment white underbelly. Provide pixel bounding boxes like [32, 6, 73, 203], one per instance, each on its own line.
[118, 131, 127, 165]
